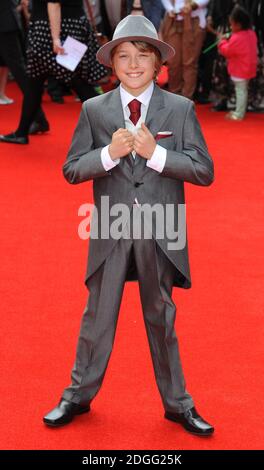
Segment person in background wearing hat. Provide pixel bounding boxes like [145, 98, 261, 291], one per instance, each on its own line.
[43, 15, 215, 437]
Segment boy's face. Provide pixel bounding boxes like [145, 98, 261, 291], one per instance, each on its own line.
[112, 42, 156, 96]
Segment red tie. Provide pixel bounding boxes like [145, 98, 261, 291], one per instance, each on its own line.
[128, 99, 141, 126]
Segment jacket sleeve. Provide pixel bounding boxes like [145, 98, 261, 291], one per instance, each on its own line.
[161, 101, 214, 186]
[62, 102, 109, 184]
[218, 35, 238, 58]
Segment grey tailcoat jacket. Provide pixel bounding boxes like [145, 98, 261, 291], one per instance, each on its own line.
[63, 84, 214, 289]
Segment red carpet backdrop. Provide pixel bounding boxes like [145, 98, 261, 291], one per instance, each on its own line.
[0, 83, 263, 450]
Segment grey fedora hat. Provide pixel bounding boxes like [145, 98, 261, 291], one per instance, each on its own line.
[96, 15, 175, 67]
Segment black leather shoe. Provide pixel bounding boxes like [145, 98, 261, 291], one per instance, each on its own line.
[43, 398, 90, 427]
[29, 120, 50, 135]
[164, 407, 214, 436]
[0, 132, 28, 144]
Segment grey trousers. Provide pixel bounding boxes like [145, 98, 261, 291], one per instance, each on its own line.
[62, 207, 194, 414]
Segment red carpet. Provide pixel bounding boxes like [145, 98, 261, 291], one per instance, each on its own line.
[0, 82, 263, 450]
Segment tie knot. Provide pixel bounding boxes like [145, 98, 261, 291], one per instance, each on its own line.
[128, 99, 141, 125]
[128, 99, 141, 114]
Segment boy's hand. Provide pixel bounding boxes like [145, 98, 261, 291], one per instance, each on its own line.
[134, 123, 156, 160]
[109, 128, 134, 160]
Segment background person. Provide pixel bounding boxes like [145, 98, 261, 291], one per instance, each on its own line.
[218, 5, 257, 120]
[0, 0, 108, 144]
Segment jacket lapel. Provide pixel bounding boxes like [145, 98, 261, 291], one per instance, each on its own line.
[105, 86, 135, 175]
[134, 84, 168, 178]
[105, 85, 168, 178]
[145, 84, 167, 138]
[105, 86, 125, 134]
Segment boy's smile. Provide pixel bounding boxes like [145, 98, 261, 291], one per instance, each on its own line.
[112, 42, 156, 96]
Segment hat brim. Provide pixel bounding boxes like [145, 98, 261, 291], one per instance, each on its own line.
[96, 36, 175, 67]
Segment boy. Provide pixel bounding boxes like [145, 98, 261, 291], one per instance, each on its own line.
[43, 15, 215, 436]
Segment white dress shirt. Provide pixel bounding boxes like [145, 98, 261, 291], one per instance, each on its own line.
[161, 0, 209, 29]
[101, 81, 167, 173]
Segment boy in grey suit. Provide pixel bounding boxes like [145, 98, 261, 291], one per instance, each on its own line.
[44, 15, 214, 436]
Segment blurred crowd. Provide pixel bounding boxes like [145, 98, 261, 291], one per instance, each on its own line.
[0, 1, 263, 142]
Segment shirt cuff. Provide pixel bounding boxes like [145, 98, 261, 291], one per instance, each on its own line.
[101, 145, 120, 171]
[146, 145, 167, 173]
